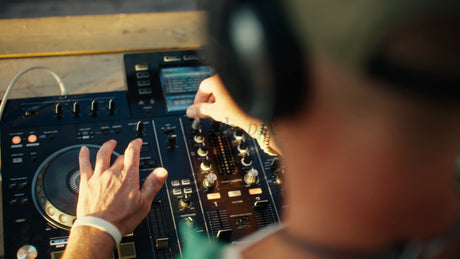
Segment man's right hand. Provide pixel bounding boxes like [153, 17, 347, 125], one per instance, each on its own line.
[186, 75, 262, 136]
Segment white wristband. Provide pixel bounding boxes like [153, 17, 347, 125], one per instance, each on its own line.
[72, 216, 122, 247]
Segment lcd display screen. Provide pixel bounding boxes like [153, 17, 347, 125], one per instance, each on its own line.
[160, 66, 215, 112]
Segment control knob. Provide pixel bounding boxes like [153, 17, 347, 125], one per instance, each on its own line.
[241, 156, 252, 167]
[72, 101, 80, 118]
[197, 144, 208, 157]
[200, 159, 211, 171]
[233, 128, 244, 140]
[237, 140, 248, 154]
[184, 216, 195, 227]
[271, 157, 281, 175]
[167, 134, 177, 149]
[194, 134, 205, 144]
[55, 103, 63, 119]
[90, 99, 98, 117]
[275, 173, 283, 185]
[191, 118, 201, 131]
[244, 168, 259, 185]
[136, 121, 144, 137]
[17, 245, 37, 259]
[203, 173, 217, 190]
[107, 99, 115, 115]
[179, 194, 191, 211]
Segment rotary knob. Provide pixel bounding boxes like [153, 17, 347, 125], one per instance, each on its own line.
[238, 140, 248, 154]
[194, 134, 205, 144]
[203, 173, 217, 190]
[244, 168, 259, 185]
[197, 144, 208, 157]
[17, 245, 37, 259]
[233, 128, 244, 140]
[200, 159, 211, 171]
[241, 156, 252, 167]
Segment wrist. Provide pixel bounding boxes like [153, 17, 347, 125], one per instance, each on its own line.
[256, 121, 277, 156]
[72, 216, 122, 247]
[64, 225, 115, 259]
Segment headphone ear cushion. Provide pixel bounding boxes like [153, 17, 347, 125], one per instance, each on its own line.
[206, 0, 308, 121]
[206, 1, 255, 116]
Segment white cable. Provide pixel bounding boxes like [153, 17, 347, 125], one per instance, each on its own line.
[0, 65, 68, 121]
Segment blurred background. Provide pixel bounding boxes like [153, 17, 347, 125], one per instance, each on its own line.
[0, 0, 201, 19]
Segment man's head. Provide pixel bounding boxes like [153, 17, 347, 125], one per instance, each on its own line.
[206, 0, 460, 122]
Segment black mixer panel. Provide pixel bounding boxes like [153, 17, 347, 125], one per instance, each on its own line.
[1, 50, 284, 259]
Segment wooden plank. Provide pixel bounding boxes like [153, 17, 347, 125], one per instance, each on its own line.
[0, 11, 205, 58]
[0, 54, 127, 99]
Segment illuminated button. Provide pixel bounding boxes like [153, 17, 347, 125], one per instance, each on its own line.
[228, 190, 242, 198]
[12, 136, 21, 144]
[27, 134, 38, 143]
[207, 193, 221, 200]
[135, 64, 149, 71]
[171, 180, 180, 187]
[183, 187, 193, 194]
[248, 188, 263, 195]
[173, 188, 182, 195]
[181, 179, 191, 185]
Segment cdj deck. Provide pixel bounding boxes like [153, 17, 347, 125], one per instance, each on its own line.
[0, 50, 284, 259]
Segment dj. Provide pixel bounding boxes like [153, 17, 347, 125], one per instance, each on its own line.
[63, 0, 460, 258]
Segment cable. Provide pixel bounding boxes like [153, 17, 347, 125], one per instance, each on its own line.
[0, 65, 68, 121]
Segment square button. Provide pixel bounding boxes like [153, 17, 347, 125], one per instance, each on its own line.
[173, 188, 182, 195]
[171, 180, 180, 187]
[228, 190, 242, 197]
[183, 187, 193, 194]
[181, 179, 191, 185]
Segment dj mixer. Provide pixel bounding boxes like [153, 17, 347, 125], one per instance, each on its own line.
[1, 49, 284, 259]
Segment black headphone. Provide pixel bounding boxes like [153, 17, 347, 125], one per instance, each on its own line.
[206, 0, 308, 121]
[206, 0, 460, 122]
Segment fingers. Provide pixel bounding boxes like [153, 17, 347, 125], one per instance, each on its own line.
[141, 167, 168, 202]
[94, 140, 117, 175]
[123, 138, 142, 178]
[79, 145, 93, 184]
[186, 102, 213, 119]
[193, 76, 216, 104]
[110, 154, 125, 171]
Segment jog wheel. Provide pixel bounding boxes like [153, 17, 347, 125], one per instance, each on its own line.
[32, 144, 119, 229]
